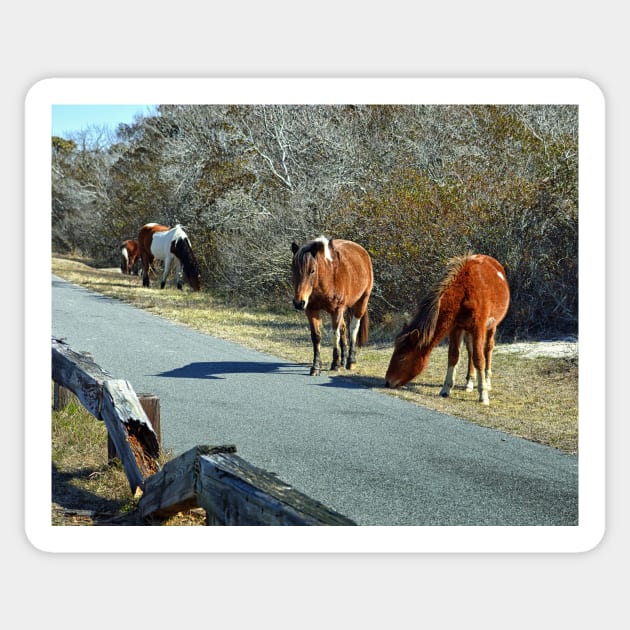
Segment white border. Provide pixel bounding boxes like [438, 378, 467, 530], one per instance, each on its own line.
[26, 78, 605, 553]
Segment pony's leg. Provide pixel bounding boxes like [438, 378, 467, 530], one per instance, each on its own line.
[339, 316, 348, 368]
[471, 331, 490, 405]
[346, 292, 371, 369]
[345, 315, 361, 369]
[345, 300, 366, 369]
[330, 311, 346, 371]
[141, 254, 151, 287]
[306, 309, 323, 376]
[484, 327, 497, 391]
[464, 332, 475, 391]
[440, 330, 463, 397]
[160, 254, 173, 289]
[175, 259, 183, 290]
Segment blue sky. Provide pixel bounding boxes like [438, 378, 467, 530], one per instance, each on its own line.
[52, 104, 157, 138]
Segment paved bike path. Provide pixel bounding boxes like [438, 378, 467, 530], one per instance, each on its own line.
[52, 275, 578, 526]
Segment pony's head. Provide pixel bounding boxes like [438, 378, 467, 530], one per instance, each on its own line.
[384, 327, 429, 388]
[171, 236, 202, 291]
[290, 237, 333, 310]
[384, 292, 440, 388]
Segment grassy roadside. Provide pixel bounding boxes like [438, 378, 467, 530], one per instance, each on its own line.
[52, 390, 206, 525]
[51, 256, 578, 524]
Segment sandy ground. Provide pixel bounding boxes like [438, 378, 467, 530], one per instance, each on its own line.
[494, 339, 578, 359]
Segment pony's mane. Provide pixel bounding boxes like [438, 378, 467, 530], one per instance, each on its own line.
[296, 236, 333, 264]
[402, 253, 476, 348]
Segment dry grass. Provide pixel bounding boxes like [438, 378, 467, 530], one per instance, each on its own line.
[51, 255, 578, 524]
[52, 388, 206, 525]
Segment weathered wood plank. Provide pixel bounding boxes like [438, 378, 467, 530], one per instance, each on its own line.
[198, 452, 356, 526]
[109, 393, 161, 463]
[52, 337, 160, 493]
[52, 338, 111, 416]
[101, 380, 160, 490]
[138, 446, 237, 519]
[139, 446, 355, 525]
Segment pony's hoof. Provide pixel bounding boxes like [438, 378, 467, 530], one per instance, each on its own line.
[310, 368, 321, 376]
[440, 391, 449, 398]
[345, 362, 357, 370]
[329, 364, 340, 372]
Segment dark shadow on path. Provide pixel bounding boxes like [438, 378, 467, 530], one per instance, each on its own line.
[155, 360, 306, 380]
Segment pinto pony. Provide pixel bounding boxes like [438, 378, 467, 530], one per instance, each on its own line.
[138, 223, 201, 291]
[120, 239, 140, 275]
[385, 254, 510, 405]
[291, 236, 373, 376]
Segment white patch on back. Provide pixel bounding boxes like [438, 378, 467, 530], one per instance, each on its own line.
[497, 271, 505, 281]
[315, 236, 333, 262]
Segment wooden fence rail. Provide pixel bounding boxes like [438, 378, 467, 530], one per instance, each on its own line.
[51, 337, 356, 526]
[52, 337, 160, 492]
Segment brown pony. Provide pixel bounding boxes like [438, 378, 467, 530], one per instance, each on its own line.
[385, 254, 510, 405]
[291, 236, 373, 376]
[138, 223, 201, 291]
[120, 239, 140, 275]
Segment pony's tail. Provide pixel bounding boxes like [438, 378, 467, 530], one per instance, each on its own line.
[358, 310, 369, 347]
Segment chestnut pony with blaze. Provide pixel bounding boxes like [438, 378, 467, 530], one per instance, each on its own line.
[291, 237, 373, 376]
[138, 223, 201, 291]
[385, 254, 509, 405]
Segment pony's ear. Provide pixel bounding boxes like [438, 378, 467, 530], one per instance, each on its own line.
[328, 238, 334, 249]
[291, 242, 299, 255]
[310, 241, 325, 256]
[408, 329, 420, 346]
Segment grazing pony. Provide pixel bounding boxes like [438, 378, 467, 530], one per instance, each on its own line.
[291, 236, 373, 376]
[120, 239, 140, 275]
[138, 223, 202, 291]
[385, 254, 510, 405]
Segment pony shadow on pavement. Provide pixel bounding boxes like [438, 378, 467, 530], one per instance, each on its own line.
[155, 361, 305, 380]
[317, 373, 377, 390]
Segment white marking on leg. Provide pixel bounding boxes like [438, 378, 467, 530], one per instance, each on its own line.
[348, 315, 361, 345]
[334, 325, 341, 352]
[476, 368, 490, 405]
[440, 365, 456, 397]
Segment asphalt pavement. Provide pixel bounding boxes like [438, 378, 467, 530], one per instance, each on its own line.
[51, 274, 579, 526]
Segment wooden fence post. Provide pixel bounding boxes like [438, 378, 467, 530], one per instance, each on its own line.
[53, 382, 71, 410]
[108, 393, 161, 463]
